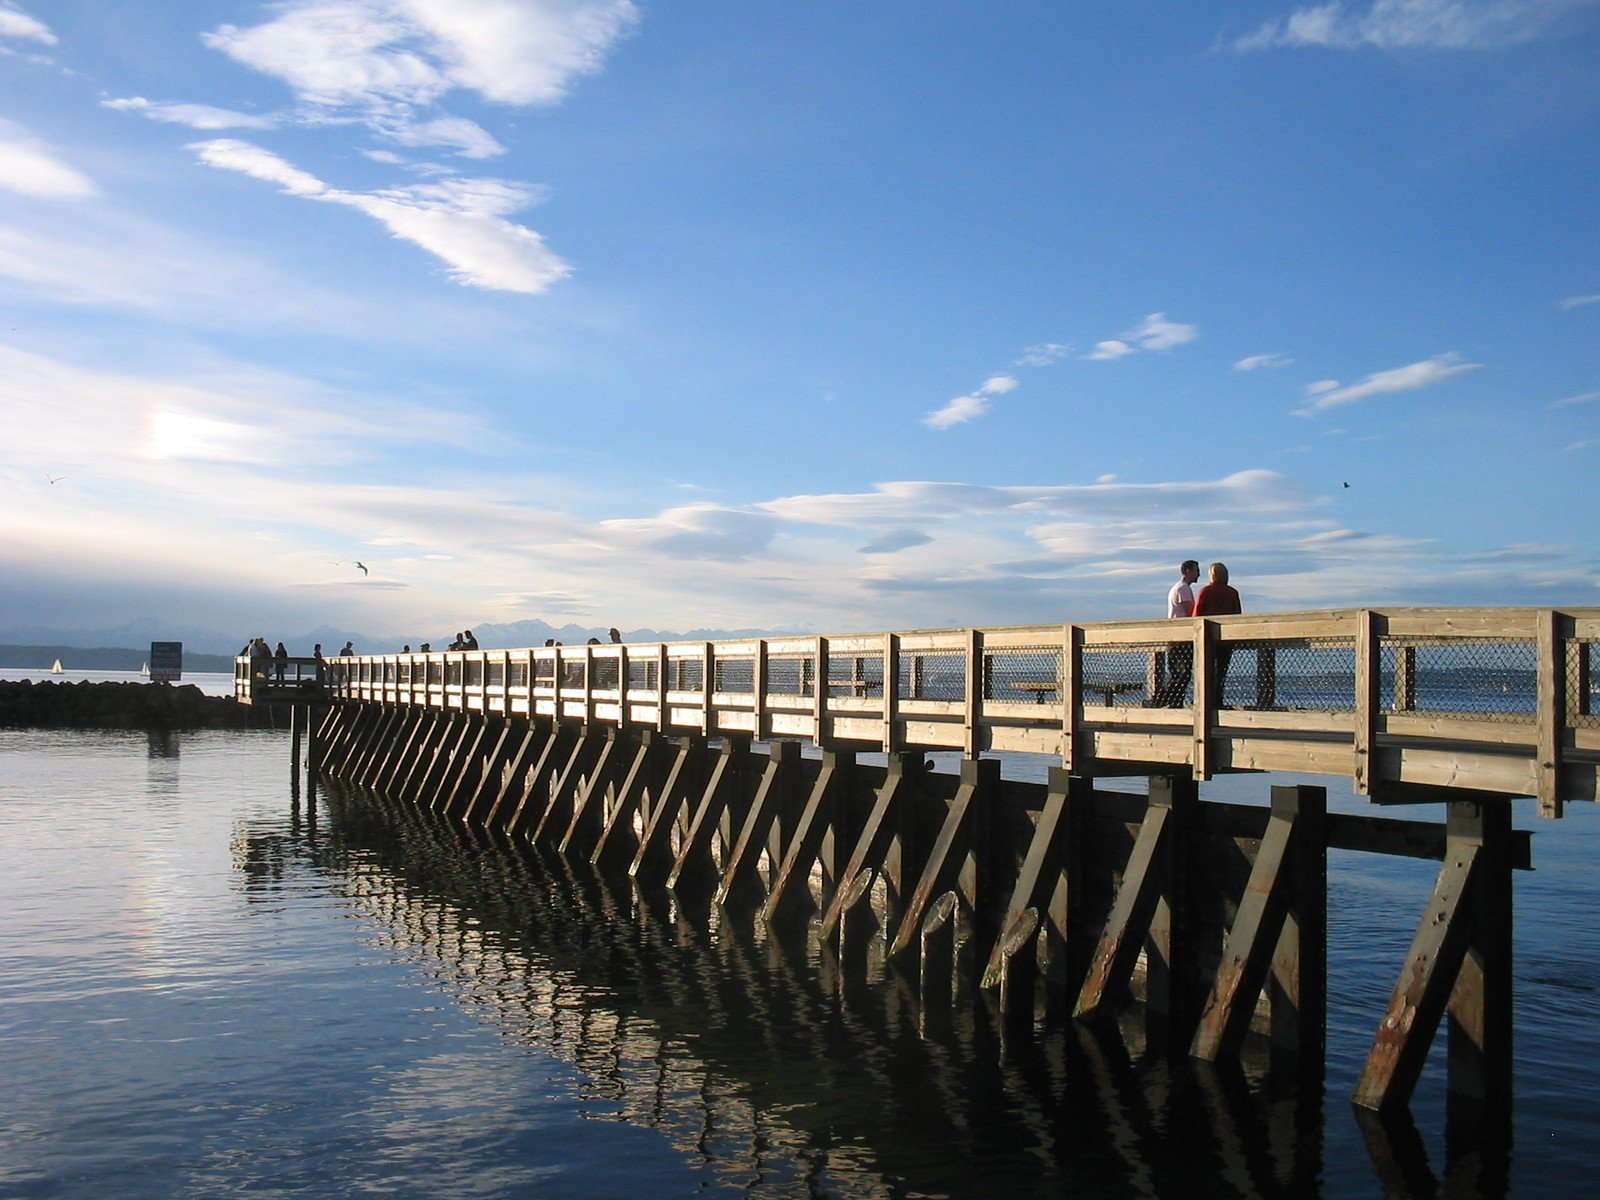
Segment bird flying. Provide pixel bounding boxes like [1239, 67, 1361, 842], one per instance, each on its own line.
[354, 561, 369, 576]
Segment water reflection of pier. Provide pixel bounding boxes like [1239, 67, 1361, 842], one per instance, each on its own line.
[256, 782, 1506, 1199]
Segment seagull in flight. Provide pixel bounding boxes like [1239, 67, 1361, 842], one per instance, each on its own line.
[45, 474, 63, 484]
[354, 561, 369, 576]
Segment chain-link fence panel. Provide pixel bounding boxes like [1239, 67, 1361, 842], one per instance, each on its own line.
[1082, 644, 1160, 709]
[897, 651, 965, 701]
[986, 644, 1064, 705]
[666, 658, 704, 694]
[1569, 640, 1598, 727]
[626, 657, 659, 691]
[592, 658, 620, 690]
[766, 654, 815, 697]
[1380, 638, 1535, 721]
[712, 654, 754, 695]
[830, 652, 884, 699]
[1238, 638, 1356, 711]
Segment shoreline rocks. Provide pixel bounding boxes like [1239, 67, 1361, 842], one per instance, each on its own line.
[0, 679, 275, 730]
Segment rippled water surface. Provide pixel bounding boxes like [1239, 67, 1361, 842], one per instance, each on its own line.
[2, 728, 1597, 1198]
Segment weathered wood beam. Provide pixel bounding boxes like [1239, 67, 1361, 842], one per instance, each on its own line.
[1074, 775, 1194, 1028]
[1353, 799, 1513, 1114]
[530, 726, 604, 844]
[590, 730, 661, 870]
[1191, 784, 1326, 1063]
[817, 751, 923, 942]
[762, 750, 855, 927]
[716, 741, 800, 908]
[667, 736, 750, 894]
[629, 736, 703, 886]
[887, 757, 999, 960]
[558, 727, 627, 855]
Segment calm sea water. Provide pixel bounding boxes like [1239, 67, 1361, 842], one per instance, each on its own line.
[2, 722, 1597, 1198]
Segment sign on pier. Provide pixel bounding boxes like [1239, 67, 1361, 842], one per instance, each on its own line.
[149, 641, 182, 684]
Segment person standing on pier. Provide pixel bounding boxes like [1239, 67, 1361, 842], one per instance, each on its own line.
[1157, 560, 1200, 706]
[273, 641, 288, 682]
[1193, 562, 1242, 704]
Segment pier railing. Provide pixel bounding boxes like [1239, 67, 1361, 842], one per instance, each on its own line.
[248, 607, 1600, 815]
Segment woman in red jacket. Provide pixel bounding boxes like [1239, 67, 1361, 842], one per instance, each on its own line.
[1193, 563, 1241, 703]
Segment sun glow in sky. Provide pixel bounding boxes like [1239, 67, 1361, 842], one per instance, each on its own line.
[0, 1, 1596, 645]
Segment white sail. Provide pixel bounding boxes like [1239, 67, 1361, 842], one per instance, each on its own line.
[139, 662, 150, 676]
[51, 659, 63, 674]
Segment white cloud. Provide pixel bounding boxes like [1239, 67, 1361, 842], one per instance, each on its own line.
[1236, 0, 1599, 52]
[1561, 293, 1600, 309]
[1014, 342, 1070, 367]
[1236, 352, 1294, 371]
[103, 97, 277, 131]
[979, 374, 1019, 394]
[0, 119, 96, 199]
[378, 113, 505, 157]
[0, 5, 54, 45]
[1085, 312, 1199, 360]
[1295, 353, 1482, 415]
[1085, 339, 1134, 361]
[925, 393, 988, 429]
[190, 139, 568, 292]
[1551, 390, 1600, 409]
[203, 0, 639, 110]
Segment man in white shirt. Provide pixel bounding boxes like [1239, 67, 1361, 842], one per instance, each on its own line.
[1167, 559, 1199, 619]
[1157, 560, 1200, 705]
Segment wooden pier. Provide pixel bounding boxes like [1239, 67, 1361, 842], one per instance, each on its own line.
[241, 606, 1599, 1123]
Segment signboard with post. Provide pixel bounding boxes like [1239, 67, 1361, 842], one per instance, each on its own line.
[149, 641, 182, 684]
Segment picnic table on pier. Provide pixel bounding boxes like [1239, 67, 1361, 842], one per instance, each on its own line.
[1012, 680, 1146, 705]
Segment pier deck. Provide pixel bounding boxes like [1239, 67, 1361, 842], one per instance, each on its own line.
[248, 607, 1600, 817]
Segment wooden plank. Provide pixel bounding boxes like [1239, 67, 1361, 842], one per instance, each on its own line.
[1073, 776, 1193, 1023]
[762, 751, 853, 926]
[981, 768, 1072, 989]
[887, 757, 997, 959]
[882, 632, 899, 753]
[667, 736, 748, 893]
[629, 737, 701, 886]
[817, 752, 920, 941]
[590, 731, 659, 869]
[1352, 817, 1485, 1113]
[716, 741, 799, 907]
[558, 728, 625, 854]
[964, 629, 983, 759]
[1062, 626, 1082, 773]
[1193, 621, 1213, 781]
[1536, 609, 1564, 818]
[1191, 785, 1325, 1062]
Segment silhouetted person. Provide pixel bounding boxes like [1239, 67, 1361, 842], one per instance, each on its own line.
[340, 641, 354, 656]
[1193, 562, 1242, 705]
[608, 627, 622, 643]
[462, 629, 478, 650]
[273, 641, 288, 682]
[1156, 559, 1199, 706]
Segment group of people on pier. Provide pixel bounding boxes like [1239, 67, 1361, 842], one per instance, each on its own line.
[1155, 560, 1242, 707]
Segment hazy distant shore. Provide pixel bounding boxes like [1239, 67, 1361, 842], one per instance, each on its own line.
[0, 644, 237, 673]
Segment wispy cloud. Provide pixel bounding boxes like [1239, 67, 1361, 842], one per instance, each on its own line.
[102, 97, 277, 131]
[1560, 293, 1600, 309]
[191, 139, 568, 292]
[0, 118, 96, 199]
[0, 5, 55, 45]
[1085, 312, 1198, 361]
[1236, 352, 1294, 371]
[201, 0, 639, 155]
[924, 373, 1020, 430]
[1551, 389, 1600, 409]
[1235, 0, 1599, 53]
[1294, 352, 1483, 416]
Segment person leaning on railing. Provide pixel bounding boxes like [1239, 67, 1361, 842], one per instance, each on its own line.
[1193, 562, 1242, 704]
[1156, 559, 1200, 706]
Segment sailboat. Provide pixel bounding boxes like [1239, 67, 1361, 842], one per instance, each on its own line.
[139, 662, 150, 677]
[50, 659, 63, 674]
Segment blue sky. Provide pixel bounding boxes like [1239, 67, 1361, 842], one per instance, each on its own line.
[1, 0, 1596, 644]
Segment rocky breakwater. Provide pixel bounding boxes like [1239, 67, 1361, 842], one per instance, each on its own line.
[0, 680, 271, 730]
